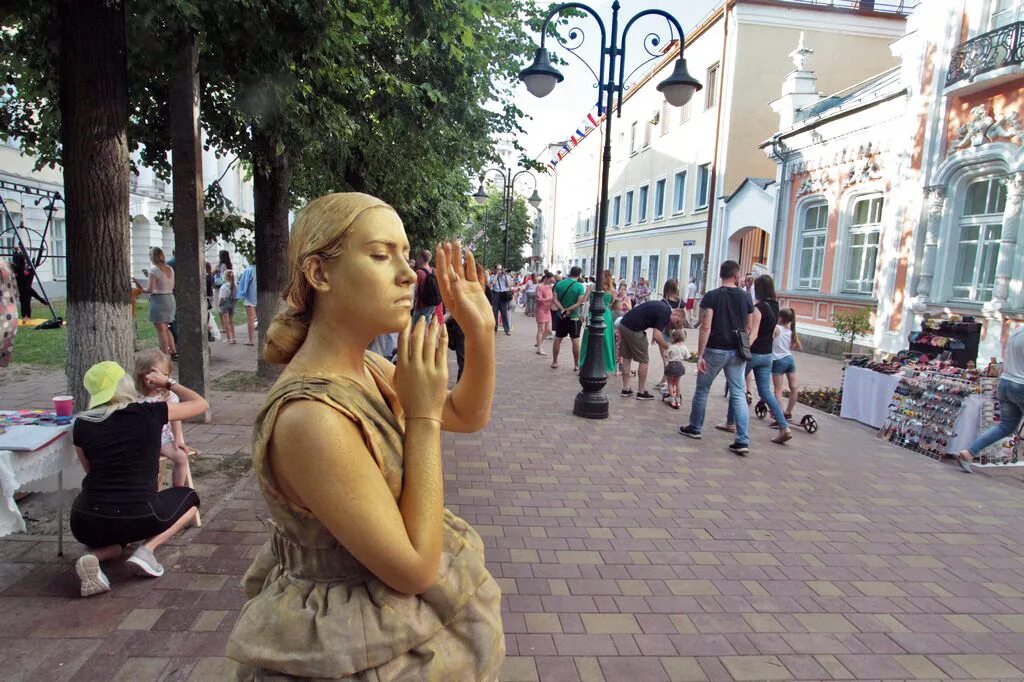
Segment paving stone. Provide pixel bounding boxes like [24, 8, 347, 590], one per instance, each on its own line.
[948, 654, 1023, 679]
[5, 320, 1024, 676]
[722, 655, 792, 680]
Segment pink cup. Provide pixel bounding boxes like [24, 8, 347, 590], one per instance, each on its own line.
[53, 395, 74, 417]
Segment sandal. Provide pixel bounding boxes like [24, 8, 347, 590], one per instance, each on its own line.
[536, 350, 546, 356]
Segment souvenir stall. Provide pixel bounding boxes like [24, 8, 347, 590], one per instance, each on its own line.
[837, 313, 1013, 463]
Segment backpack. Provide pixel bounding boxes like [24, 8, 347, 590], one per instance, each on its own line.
[416, 267, 443, 307]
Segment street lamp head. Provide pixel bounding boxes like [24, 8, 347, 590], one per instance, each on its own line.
[528, 189, 542, 208]
[657, 58, 702, 108]
[518, 48, 564, 98]
[472, 183, 489, 205]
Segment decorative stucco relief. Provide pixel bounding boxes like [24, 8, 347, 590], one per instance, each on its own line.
[951, 106, 1022, 151]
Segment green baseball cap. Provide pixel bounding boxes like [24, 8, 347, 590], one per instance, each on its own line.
[83, 361, 127, 409]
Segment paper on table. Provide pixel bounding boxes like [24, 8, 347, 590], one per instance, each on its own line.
[0, 425, 68, 452]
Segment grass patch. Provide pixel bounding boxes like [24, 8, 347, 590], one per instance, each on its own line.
[210, 370, 276, 393]
[11, 298, 248, 367]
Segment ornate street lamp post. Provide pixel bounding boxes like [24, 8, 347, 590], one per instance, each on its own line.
[519, 1, 701, 419]
[473, 167, 542, 268]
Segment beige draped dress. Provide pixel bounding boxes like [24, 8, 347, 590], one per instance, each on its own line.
[225, 352, 504, 680]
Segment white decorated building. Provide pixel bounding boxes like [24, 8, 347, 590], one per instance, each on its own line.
[1, 135, 253, 300]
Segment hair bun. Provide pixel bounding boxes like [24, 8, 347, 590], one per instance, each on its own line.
[263, 312, 310, 365]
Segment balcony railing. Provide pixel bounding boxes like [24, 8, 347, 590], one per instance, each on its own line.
[947, 21, 1024, 87]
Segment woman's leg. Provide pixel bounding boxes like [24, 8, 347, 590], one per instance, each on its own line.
[88, 545, 124, 562]
[143, 506, 198, 552]
[220, 311, 232, 340]
[165, 321, 177, 355]
[960, 380, 1024, 461]
[18, 287, 31, 319]
[773, 373, 785, 410]
[754, 358, 788, 427]
[246, 305, 257, 344]
[535, 322, 545, 353]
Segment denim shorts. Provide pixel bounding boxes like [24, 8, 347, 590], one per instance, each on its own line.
[771, 355, 796, 375]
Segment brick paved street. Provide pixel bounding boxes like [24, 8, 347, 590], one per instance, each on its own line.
[2, 311, 1024, 680]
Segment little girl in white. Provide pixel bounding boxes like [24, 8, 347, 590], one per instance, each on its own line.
[663, 328, 690, 409]
[134, 349, 190, 487]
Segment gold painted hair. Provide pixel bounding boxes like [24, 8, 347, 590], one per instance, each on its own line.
[263, 192, 398, 365]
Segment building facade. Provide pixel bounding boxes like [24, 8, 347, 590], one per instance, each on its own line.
[764, 0, 1023, 360]
[1, 136, 254, 299]
[551, 0, 910, 295]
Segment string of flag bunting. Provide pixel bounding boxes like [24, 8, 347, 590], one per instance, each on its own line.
[545, 103, 605, 173]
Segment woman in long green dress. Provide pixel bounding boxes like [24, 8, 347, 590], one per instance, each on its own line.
[579, 269, 617, 373]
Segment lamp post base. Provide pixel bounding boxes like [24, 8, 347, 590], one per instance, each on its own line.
[573, 389, 609, 419]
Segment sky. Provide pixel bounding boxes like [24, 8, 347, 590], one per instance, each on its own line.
[512, 0, 721, 161]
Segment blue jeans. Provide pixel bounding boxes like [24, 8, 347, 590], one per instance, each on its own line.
[688, 348, 749, 444]
[412, 306, 436, 325]
[727, 353, 789, 430]
[967, 379, 1024, 455]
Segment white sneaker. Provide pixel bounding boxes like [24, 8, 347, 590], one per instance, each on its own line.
[76, 554, 111, 597]
[126, 546, 165, 578]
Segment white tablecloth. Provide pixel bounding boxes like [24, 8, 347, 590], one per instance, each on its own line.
[0, 428, 81, 537]
[840, 366, 902, 429]
[840, 366, 984, 454]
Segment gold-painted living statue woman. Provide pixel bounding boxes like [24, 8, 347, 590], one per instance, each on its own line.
[225, 193, 504, 680]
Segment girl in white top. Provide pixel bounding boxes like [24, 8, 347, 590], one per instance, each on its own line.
[771, 308, 802, 421]
[663, 328, 691, 409]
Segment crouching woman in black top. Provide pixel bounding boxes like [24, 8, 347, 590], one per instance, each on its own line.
[71, 361, 209, 597]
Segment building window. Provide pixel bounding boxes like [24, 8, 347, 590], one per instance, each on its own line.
[679, 100, 691, 125]
[612, 195, 622, 227]
[632, 255, 643, 283]
[638, 185, 649, 223]
[796, 201, 828, 290]
[697, 164, 711, 208]
[689, 253, 704, 283]
[608, 257, 615, 274]
[625, 190, 634, 225]
[52, 218, 66, 279]
[643, 119, 652, 148]
[648, 255, 660, 290]
[705, 62, 719, 110]
[619, 256, 627, 281]
[673, 171, 687, 213]
[1, 211, 20, 258]
[842, 196, 882, 295]
[581, 258, 587, 277]
[991, 0, 1021, 29]
[630, 121, 638, 154]
[667, 254, 680, 282]
[654, 179, 666, 219]
[952, 177, 1006, 302]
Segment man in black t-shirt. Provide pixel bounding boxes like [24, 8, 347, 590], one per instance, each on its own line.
[618, 298, 684, 400]
[678, 260, 754, 455]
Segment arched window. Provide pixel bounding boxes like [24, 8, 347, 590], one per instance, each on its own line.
[952, 177, 1006, 302]
[842, 196, 883, 295]
[796, 200, 828, 289]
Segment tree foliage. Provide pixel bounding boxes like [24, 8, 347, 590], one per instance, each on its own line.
[2, 0, 539, 248]
[832, 307, 874, 352]
[465, 192, 533, 272]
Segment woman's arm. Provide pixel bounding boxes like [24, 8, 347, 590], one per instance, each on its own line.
[272, 402, 443, 595]
[171, 418, 185, 447]
[434, 243, 495, 433]
[74, 445, 89, 474]
[144, 370, 209, 421]
[792, 332, 803, 351]
[748, 307, 762, 345]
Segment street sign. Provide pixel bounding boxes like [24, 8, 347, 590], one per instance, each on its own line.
[683, 240, 696, 246]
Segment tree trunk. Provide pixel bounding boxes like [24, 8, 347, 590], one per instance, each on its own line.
[58, 0, 133, 409]
[169, 36, 209, 416]
[252, 126, 291, 379]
